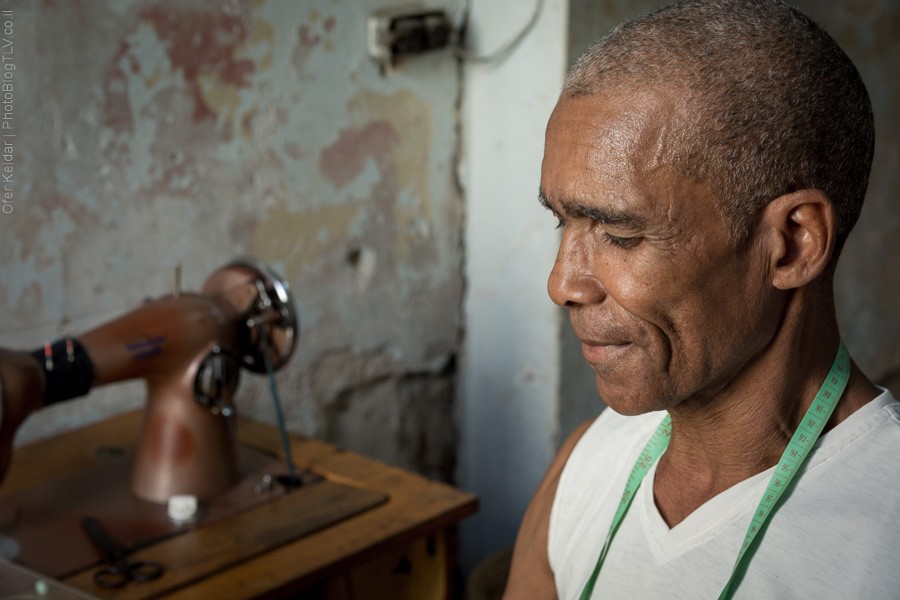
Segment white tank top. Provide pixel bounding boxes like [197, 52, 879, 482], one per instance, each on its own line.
[548, 390, 900, 599]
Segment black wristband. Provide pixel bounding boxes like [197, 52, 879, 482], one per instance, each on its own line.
[29, 337, 95, 406]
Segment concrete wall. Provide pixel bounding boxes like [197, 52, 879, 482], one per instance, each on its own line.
[0, 0, 464, 483]
[0, 0, 572, 578]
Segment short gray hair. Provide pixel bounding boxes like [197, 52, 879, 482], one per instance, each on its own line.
[565, 0, 874, 248]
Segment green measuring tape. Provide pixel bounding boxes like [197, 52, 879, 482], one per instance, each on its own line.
[578, 341, 851, 600]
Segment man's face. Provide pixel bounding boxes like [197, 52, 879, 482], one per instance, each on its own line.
[540, 89, 781, 415]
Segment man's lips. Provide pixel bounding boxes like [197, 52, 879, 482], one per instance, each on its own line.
[580, 340, 632, 363]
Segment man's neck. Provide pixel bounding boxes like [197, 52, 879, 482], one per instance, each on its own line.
[653, 325, 879, 527]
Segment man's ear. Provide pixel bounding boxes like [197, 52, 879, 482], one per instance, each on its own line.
[759, 189, 836, 290]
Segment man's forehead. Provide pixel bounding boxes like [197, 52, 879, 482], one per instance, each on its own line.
[540, 87, 716, 229]
[543, 91, 677, 185]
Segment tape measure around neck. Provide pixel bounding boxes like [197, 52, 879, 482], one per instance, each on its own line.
[578, 341, 851, 600]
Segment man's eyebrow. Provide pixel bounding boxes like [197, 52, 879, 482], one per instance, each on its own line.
[537, 189, 646, 229]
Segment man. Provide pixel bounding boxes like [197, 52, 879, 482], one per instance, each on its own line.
[505, 1, 899, 598]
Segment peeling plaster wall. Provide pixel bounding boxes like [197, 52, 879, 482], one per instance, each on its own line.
[0, 0, 464, 483]
[564, 0, 900, 426]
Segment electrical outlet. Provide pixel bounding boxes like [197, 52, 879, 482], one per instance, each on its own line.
[367, 6, 453, 68]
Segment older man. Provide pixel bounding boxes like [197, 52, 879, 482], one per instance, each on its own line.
[505, 1, 899, 598]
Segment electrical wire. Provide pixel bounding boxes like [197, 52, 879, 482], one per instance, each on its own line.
[455, 0, 545, 65]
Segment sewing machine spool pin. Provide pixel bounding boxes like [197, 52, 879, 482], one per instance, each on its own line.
[172, 261, 182, 298]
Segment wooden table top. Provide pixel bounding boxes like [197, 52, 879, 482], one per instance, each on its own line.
[0, 410, 478, 599]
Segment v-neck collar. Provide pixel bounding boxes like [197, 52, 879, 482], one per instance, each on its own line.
[635, 390, 896, 564]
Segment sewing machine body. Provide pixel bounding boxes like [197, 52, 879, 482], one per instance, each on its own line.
[0, 258, 298, 504]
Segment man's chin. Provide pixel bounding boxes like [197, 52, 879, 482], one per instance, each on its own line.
[595, 375, 667, 416]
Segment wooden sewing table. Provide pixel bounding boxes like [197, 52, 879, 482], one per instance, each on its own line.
[0, 410, 478, 599]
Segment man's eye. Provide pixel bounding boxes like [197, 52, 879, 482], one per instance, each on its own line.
[602, 233, 640, 249]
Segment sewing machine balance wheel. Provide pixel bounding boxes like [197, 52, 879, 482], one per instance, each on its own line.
[201, 257, 299, 374]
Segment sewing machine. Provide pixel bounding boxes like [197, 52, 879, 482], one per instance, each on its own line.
[0, 259, 477, 599]
[0, 257, 298, 503]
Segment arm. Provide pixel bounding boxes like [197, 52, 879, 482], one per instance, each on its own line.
[0, 348, 45, 481]
[503, 418, 595, 600]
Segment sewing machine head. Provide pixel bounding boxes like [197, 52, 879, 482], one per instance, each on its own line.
[0, 258, 298, 504]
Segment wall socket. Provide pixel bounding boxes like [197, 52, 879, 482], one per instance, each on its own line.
[367, 6, 454, 69]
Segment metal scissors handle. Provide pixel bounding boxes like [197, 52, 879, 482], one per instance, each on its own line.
[82, 517, 164, 589]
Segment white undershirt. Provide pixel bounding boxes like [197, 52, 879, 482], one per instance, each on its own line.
[549, 390, 900, 599]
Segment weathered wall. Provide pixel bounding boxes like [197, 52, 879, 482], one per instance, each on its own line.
[0, 0, 464, 482]
[564, 0, 900, 430]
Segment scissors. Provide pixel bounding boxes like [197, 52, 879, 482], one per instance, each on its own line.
[81, 516, 164, 589]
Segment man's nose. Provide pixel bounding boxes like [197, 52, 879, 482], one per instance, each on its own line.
[547, 229, 606, 307]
